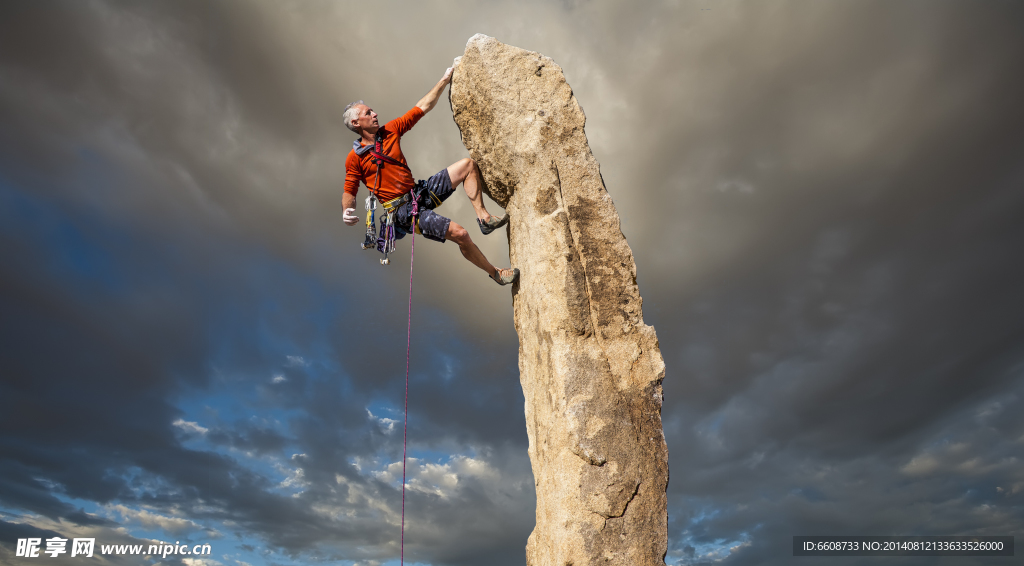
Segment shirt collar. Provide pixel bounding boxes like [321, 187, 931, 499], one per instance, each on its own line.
[353, 128, 387, 155]
[353, 139, 373, 155]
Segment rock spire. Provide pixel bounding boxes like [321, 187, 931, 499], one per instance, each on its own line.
[450, 34, 668, 566]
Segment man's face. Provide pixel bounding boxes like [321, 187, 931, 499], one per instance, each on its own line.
[353, 104, 379, 134]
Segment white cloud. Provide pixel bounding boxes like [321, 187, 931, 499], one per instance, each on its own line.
[371, 455, 500, 499]
[366, 408, 397, 433]
[110, 505, 214, 537]
[182, 558, 224, 566]
[172, 419, 209, 435]
[275, 455, 309, 492]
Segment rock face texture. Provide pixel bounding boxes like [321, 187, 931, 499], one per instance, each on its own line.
[450, 35, 668, 566]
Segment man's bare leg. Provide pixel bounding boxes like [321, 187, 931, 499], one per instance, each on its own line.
[447, 158, 499, 223]
[445, 221, 515, 279]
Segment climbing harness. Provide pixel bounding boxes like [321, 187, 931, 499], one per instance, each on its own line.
[376, 193, 417, 264]
[359, 130, 417, 265]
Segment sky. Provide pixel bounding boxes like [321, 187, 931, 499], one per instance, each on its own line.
[1, 1, 1023, 565]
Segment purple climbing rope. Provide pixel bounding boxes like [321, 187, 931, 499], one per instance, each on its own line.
[400, 199, 418, 566]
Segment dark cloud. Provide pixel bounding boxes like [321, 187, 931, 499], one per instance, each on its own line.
[1, 1, 1023, 565]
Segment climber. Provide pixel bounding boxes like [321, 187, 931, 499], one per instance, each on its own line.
[341, 67, 519, 286]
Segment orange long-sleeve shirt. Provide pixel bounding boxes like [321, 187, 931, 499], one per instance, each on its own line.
[344, 106, 424, 203]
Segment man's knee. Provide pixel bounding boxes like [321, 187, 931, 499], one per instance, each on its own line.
[447, 221, 469, 244]
[448, 158, 477, 185]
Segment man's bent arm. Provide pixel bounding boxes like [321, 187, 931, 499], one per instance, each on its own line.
[415, 67, 453, 114]
[343, 192, 356, 213]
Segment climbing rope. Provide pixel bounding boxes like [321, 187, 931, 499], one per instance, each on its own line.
[400, 198, 418, 566]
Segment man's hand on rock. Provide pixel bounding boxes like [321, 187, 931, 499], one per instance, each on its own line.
[417, 68, 455, 113]
[343, 207, 360, 226]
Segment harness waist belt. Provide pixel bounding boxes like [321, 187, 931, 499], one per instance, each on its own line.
[381, 192, 412, 212]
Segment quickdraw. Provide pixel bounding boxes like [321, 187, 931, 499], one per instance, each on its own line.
[361, 193, 377, 251]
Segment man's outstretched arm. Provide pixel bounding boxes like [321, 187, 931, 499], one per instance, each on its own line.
[416, 67, 453, 114]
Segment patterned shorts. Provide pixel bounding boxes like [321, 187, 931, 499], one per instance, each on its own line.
[393, 167, 456, 243]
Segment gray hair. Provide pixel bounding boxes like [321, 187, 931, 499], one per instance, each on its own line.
[343, 100, 364, 132]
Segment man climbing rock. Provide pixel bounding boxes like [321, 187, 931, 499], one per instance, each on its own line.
[342, 67, 519, 286]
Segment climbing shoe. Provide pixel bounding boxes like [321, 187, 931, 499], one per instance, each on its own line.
[490, 267, 520, 286]
[477, 214, 509, 235]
